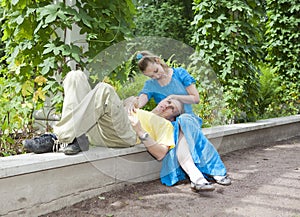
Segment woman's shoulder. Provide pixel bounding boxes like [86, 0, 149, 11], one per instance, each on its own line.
[172, 67, 195, 83]
[172, 67, 190, 78]
[173, 67, 188, 74]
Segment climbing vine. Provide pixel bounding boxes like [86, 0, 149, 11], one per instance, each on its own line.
[0, 0, 135, 156]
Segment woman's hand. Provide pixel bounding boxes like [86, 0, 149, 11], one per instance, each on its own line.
[165, 95, 176, 101]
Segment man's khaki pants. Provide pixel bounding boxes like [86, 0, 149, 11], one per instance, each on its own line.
[53, 70, 136, 148]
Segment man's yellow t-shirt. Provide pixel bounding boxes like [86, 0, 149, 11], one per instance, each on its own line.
[135, 109, 175, 149]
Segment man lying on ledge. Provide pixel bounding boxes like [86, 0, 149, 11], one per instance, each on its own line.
[23, 70, 231, 192]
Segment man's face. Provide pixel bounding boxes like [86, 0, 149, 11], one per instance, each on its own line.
[153, 98, 182, 121]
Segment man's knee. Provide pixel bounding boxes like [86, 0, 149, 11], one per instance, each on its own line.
[64, 70, 87, 84]
[94, 82, 115, 94]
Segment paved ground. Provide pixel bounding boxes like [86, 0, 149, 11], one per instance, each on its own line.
[42, 136, 300, 217]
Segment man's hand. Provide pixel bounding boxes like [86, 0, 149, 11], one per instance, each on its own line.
[124, 96, 139, 112]
[128, 111, 139, 127]
[128, 110, 144, 135]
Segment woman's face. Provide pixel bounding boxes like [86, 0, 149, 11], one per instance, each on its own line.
[143, 62, 166, 80]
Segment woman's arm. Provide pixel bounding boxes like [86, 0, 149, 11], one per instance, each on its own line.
[137, 93, 149, 108]
[166, 84, 200, 104]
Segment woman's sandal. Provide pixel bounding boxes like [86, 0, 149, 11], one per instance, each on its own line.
[191, 182, 215, 192]
[213, 175, 232, 186]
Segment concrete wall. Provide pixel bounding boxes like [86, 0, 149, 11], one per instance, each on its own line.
[0, 115, 299, 217]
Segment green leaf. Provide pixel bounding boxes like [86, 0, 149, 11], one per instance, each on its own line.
[39, 4, 59, 17]
[43, 43, 55, 55]
[216, 14, 226, 23]
[15, 15, 24, 25]
[78, 8, 93, 28]
[11, 0, 19, 6]
[21, 80, 34, 97]
[2, 28, 11, 41]
[45, 13, 57, 24]
[34, 21, 44, 34]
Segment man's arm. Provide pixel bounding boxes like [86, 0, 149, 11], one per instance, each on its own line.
[128, 112, 169, 161]
[135, 128, 169, 161]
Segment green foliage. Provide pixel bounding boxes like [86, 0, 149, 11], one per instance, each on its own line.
[0, 7, 4, 64]
[257, 63, 285, 118]
[0, 0, 136, 156]
[117, 75, 149, 100]
[0, 77, 31, 156]
[264, 0, 300, 115]
[81, 0, 136, 58]
[188, 54, 229, 126]
[134, 0, 193, 46]
[192, 0, 265, 123]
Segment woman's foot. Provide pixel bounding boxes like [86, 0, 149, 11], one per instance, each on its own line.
[191, 181, 215, 192]
[213, 175, 231, 186]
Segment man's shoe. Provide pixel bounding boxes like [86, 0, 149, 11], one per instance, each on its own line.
[63, 135, 89, 155]
[191, 182, 215, 192]
[63, 139, 81, 155]
[22, 133, 58, 154]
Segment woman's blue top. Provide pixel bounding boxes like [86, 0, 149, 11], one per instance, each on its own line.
[139, 67, 195, 114]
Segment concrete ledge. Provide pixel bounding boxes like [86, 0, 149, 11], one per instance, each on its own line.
[0, 144, 149, 179]
[203, 115, 300, 154]
[1, 115, 300, 217]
